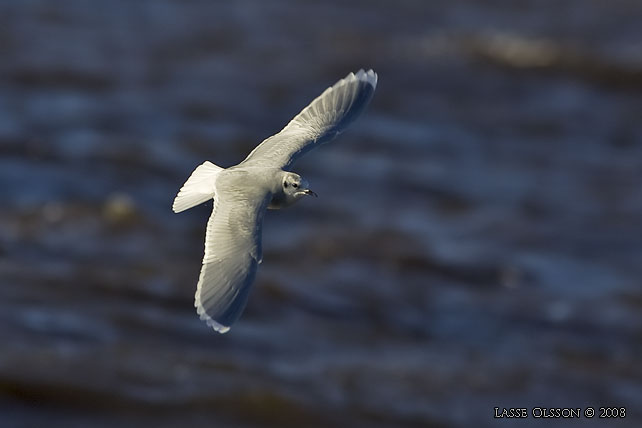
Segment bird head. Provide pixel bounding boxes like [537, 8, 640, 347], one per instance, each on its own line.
[282, 172, 317, 203]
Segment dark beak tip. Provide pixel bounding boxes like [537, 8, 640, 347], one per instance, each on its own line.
[307, 190, 318, 197]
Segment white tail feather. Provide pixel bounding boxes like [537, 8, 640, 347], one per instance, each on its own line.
[173, 161, 222, 213]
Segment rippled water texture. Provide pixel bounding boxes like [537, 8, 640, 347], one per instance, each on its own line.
[1, 1, 641, 427]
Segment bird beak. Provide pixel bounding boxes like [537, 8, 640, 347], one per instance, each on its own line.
[303, 189, 318, 197]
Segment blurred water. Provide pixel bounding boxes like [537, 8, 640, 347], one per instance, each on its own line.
[1, 1, 642, 427]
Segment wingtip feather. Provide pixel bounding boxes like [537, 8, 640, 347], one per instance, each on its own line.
[196, 299, 231, 333]
[354, 68, 378, 89]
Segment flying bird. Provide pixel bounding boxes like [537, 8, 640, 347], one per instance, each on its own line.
[173, 69, 377, 333]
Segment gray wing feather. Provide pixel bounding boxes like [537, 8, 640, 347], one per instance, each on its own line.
[194, 183, 268, 333]
[241, 69, 377, 170]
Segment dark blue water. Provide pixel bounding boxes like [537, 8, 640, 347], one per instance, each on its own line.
[1, 1, 642, 426]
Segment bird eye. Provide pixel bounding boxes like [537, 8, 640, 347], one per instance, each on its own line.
[284, 182, 288, 188]
[293, 183, 298, 188]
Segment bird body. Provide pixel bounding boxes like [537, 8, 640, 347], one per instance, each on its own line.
[173, 69, 377, 333]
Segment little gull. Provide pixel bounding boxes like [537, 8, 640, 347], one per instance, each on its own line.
[173, 70, 377, 333]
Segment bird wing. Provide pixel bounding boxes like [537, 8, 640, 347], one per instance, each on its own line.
[240, 69, 377, 170]
[194, 177, 269, 333]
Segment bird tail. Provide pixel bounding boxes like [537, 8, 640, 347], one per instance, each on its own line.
[172, 161, 223, 213]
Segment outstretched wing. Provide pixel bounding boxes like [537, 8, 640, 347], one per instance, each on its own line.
[194, 179, 269, 333]
[241, 69, 377, 170]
